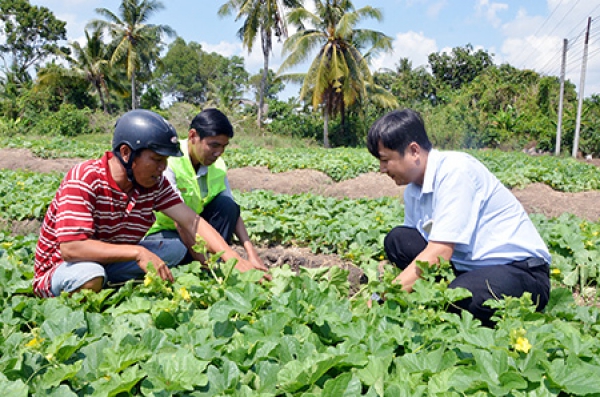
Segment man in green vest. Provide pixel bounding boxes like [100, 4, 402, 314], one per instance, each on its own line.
[146, 108, 266, 272]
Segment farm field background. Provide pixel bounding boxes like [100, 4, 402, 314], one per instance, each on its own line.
[1, 140, 600, 396]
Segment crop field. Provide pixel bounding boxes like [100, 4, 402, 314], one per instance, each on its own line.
[1, 141, 600, 396]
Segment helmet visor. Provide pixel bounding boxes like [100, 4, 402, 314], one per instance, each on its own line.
[148, 142, 183, 157]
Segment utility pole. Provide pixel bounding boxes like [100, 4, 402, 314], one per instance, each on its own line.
[556, 38, 567, 156]
[572, 17, 592, 158]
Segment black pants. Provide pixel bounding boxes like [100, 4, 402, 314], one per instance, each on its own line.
[384, 226, 551, 327]
[146, 193, 240, 264]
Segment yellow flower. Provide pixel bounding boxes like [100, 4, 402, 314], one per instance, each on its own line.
[26, 336, 44, 349]
[514, 336, 532, 353]
[551, 268, 561, 275]
[179, 287, 191, 302]
[144, 274, 152, 286]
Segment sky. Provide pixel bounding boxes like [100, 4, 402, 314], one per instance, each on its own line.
[30, 0, 600, 99]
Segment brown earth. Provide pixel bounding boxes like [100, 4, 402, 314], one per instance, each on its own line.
[2, 147, 600, 287]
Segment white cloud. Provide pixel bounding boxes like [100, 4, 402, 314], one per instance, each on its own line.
[199, 41, 243, 58]
[372, 31, 438, 72]
[498, 1, 600, 96]
[475, 0, 509, 28]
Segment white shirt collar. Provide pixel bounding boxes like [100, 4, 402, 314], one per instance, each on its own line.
[420, 149, 439, 194]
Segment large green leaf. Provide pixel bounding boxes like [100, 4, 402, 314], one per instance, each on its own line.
[140, 350, 209, 393]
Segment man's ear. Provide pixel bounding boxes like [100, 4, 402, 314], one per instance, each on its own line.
[120, 145, 132, 162]
[407, 141, 421, 157]
[188, 128, 198, 141]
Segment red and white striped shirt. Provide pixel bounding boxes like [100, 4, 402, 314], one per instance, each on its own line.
[34, 152, 183, 297]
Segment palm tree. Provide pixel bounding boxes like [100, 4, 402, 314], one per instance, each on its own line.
[278, 0, 395, 147]
[219, 0, 301, 128]
[68, 29, 112, 113]
[88, 0, 174, 109]
[36, 29, 124, 113]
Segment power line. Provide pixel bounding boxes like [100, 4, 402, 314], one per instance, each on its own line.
[513, 0, 586, 72]
[511, 1, 570, 68]
[531, 0, 565, 37]
[537, 16, 598, 77]
[543, 0, 583, 38]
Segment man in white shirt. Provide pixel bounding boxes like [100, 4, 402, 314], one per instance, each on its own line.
[366, 108, 551, 326]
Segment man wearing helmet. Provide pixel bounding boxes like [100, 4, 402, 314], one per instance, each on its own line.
[33, 109, 266, 298]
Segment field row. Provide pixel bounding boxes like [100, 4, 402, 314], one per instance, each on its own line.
[2, 138, 600, 191]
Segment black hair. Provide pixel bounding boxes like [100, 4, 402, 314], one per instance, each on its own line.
[190, 108, 234, 139]
[366, 109, 432, 158]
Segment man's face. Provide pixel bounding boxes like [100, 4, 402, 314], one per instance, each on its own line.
[189, 133, 230, 166]
[377, 141, 424, 186]
[131, 149, 169, 188]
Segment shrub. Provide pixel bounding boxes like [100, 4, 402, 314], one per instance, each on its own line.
[34, 104, 91, 137]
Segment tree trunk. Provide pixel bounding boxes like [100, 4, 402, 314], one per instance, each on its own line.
[323, 110, 330, 148]
[258, 29, 271, 129]
[96, 82, 108, 114]
[131, 72, 136, 109]
[340, 99, 346, 143]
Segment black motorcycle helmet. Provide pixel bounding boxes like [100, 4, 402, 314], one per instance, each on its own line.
[112, 109, 182, 182]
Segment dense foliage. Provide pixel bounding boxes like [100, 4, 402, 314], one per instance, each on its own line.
[1, 247, 600, 396]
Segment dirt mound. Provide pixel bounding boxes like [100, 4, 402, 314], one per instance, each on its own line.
[0, 148, 81, 173]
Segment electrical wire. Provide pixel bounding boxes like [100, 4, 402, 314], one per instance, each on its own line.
[510, 1, 565, 68]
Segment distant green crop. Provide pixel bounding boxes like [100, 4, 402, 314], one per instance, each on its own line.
[0, 170, 62, 221]
[3, 137, 600, 191]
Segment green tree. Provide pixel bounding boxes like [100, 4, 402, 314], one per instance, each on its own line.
[219, 0, 301, 128]
[0, 0, 68, 85]
[279, 0, 394, 147]
[160, 40, 250, 107]
[374, 57, 436, 107]
[65, 29, 114, 113]
[88, 0, 175, 109]
[159, 37, 205, 104]
[205, 54, 249, 110]
[34, 62, 96, 111]
[428, 44, 493, 92]
[249, 68, 285, 102]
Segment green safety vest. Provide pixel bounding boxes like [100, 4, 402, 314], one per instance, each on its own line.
[148, 143, 228, 235]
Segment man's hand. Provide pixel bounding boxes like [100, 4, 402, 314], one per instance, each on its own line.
[135, 247, 174, 282]
[247, 248, 268, 271]
[235, 257, 272, 281]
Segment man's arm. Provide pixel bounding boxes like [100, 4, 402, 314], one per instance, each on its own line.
[234, 216, 267, 270]
[162, 202, 262, 273]
[393, 241, 454, 292]
[60, 239, 174, 281]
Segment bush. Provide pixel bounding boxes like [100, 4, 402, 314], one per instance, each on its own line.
[88, 111, 117, 135]
[34, 104, 92, 137]
[0, 116, 23, 136]
[266, 99, 323, 141]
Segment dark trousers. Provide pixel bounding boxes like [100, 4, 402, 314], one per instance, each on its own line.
[384, 226, 551, 327]
[146, 193, 240, 264]
[199, 193, 240, 244]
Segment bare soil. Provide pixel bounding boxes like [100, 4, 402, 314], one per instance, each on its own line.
[2, 147, 600, 286]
